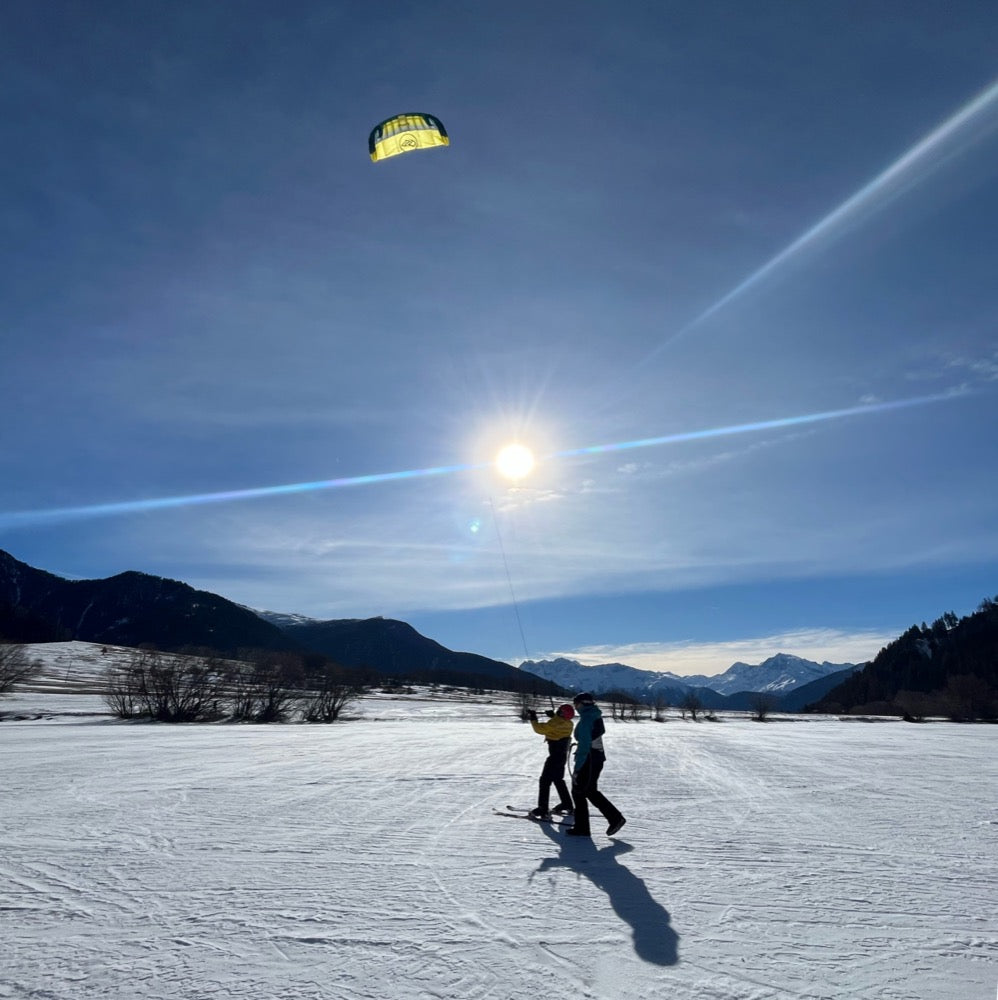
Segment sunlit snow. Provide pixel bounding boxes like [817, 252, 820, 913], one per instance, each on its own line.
[2, 644, 995, 999]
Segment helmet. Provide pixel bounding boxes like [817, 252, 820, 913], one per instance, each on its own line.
[573, 691, 595, 707]
[556, 703, 575, 720]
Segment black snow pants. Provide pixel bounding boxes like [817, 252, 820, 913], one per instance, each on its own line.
[538, 751, 573, 813]
[570, 750, 623, 835]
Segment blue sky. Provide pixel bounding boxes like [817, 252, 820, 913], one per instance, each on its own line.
[1, 2, 996, 674]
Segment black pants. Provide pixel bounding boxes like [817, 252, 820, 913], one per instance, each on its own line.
[571, 750, 623, 834]
[538, 755, 572, 812]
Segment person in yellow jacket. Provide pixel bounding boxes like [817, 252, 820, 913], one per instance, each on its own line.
[526, 704, 576, 820]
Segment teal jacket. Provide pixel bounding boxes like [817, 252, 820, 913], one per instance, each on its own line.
[573, 703, 605, 773]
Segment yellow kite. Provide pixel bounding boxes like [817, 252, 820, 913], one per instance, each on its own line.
[369, 113, 449, 163]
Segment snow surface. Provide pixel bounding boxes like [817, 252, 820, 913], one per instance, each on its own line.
[2, 655, 996, 999]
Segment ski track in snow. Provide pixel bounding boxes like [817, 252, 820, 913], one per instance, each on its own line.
[1, 695, 996, 999]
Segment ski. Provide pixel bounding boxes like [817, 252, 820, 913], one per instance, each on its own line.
[493, 806, 573, 825]
[492, 811, 573, 824]
[504, 805, 573, 816]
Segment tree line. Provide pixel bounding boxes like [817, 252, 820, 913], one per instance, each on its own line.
[808, 596, 998, 721]
[517, 688, 777, 723]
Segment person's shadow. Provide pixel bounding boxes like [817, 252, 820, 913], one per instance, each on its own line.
[534, 823, 680, 966]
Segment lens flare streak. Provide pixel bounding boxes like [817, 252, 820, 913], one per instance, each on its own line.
[645, 77, 998, 360]
[0, 393, 961, 530]
[0, 461, 489, 529]
[551, 394, 958, 461]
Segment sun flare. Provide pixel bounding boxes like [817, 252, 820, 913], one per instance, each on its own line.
[495, 443, 535, 481]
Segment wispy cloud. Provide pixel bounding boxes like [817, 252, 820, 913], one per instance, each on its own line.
[902, 349, 998, 390]
[946, 350, 998, 385]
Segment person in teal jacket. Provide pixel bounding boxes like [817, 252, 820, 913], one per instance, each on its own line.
[567, 692, 626, 837]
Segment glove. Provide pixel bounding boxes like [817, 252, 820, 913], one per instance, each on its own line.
[527, 710, 537, 722]
[544, 709, 554, 718]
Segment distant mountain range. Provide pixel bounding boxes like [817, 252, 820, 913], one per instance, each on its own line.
[519, 654, 861, 711]
[0, 549, 288, 652]
[4, 548, 993, 716]
[521, 652, 854, 698]
[255, 610, 560, 692]
[0, 548, 848, 703]
[0, 550, 560, 695]
[0, 548, 858, 706]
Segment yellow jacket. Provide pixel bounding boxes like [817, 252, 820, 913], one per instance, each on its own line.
[530, 714, 573, 742]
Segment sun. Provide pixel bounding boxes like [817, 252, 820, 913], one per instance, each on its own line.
[495, 443, 536, 481]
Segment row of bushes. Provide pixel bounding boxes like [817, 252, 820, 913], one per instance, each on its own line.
[102, 649, 360, 723]
[516, 690, 772, 723]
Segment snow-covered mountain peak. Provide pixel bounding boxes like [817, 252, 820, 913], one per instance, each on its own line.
[520, 651, 857, 699]
[251, 609, 323, 629]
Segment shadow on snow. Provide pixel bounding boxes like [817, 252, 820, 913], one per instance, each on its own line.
[534, 824, 680, 967]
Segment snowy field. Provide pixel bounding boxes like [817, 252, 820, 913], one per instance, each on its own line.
[1, 650, 996, 999]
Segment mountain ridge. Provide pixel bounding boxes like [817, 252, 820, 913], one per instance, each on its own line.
[519, 651, 858, 699]
[0, 549, 559, 694]
[5, 547, 992, 716]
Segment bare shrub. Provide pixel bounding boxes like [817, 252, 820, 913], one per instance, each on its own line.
[301, 665, 361, 723]
[103, 661, 145, 718]
[750, 693, 778, 722]
[103, 649, 227, 722]
[0, 641, 42, 697]
[229, 651, 305, 723]
[680, 691, 703, 720]
[895, 690, 934, 722]
[516, 691, 538, 721]
[603, 691, 642, 720]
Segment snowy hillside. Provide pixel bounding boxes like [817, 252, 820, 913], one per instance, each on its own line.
[8, 640, 195, 693]
[2, 691, 995, 999]
[521, 652, 856, 699]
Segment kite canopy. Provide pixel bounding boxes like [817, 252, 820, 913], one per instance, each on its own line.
[369, 113, 449, 163]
